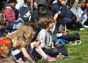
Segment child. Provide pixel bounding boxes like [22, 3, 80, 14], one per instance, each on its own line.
[37, 16, 55, 48]
[31, 16, 58, 61]
[10, 23, 36, 63]
[0, 23, 36, 63]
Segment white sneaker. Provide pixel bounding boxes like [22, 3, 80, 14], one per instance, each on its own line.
[80, 28, 85, 30]
[83, 25, 88, 28]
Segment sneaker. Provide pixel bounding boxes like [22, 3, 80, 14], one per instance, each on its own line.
[58, 53, 67, 60]
[80, 28, 84, 30]
[47, 55, 56, 62]
[69, 41, 76, 45]
[70, 40, 81, 45]
[75, 40, 81, 45]
[83, 25, 88, 28]
[56, 55, 60, 58]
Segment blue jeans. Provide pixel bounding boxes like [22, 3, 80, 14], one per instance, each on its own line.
[63, 17, 72, 25]
[56, 39, 69, 46]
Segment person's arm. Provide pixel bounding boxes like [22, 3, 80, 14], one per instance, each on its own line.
[21, 47, 35, 63]
[37, 29, 46, 47]
[30, 41, 48, 59]
[53, 11, 61, 21]
[35, 46, 48, 59]
[71, 0, 79, 16]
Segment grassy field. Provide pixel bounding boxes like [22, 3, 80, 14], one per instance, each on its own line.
[37, 29, 88, 63]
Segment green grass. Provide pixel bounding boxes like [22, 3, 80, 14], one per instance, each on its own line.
[37, 29, 88, 63]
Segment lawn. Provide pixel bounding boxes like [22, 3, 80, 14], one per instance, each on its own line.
[37, 29, 88, 63]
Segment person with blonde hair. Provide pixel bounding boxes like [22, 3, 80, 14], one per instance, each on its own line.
[10, 23, 36, 63]
[0, 23, 36, 63]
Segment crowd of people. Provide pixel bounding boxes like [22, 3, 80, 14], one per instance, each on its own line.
[0, 0, 88, 63]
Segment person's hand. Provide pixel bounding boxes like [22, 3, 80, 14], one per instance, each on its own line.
[76, 18, 81, 23]
[34, 41, 41, 48]
[25, 11, 31, 17]
[45, 46, 51, 49]
[52, 45, 55, 48]
[62, 32, 68, 35]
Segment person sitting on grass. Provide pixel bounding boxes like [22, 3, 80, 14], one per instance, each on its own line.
[0, 23, 36, 63]
[29, 16, 57, 62]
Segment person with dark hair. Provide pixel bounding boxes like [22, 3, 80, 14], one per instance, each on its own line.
[30, 16, 57, 62]
[81, 1, 88, 26]
[4, 0, 20, 32]
[19, 0, 39, 23]
[71, 0, 88, 30]
[4, 0, 16, 23]
[51, 11, 81, 57]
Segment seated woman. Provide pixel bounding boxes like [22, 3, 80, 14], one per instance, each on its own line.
[0, 23, 36, 63]
[53, 10, 81, 46]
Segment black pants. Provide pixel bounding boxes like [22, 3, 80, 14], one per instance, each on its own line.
[42, 48, 58, 57]
[31, 46, 68, 61]
[31, 47, 58, 61]
[55, 46, 68, 56]
[60, 33, 80, 41]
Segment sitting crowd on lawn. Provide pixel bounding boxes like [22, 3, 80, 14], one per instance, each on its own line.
[0, 0, 88, 63]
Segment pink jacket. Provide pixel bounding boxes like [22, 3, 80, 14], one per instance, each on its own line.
[4, 6, 16, 23]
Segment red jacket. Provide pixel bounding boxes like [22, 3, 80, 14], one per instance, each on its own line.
[4, 6, 16, 23]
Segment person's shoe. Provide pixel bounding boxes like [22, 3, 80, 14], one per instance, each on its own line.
[80, 28, 85, 30]
[47, 55, 56, 62]
[83, 25, 88, 28]
[58, 53, 68, 59]
[70, 40, 81, 45]
[56, 55, 60, 58]
[75, 40, 81, 45]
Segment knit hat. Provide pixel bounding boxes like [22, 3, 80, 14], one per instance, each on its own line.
[19, 6, 31, 16]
